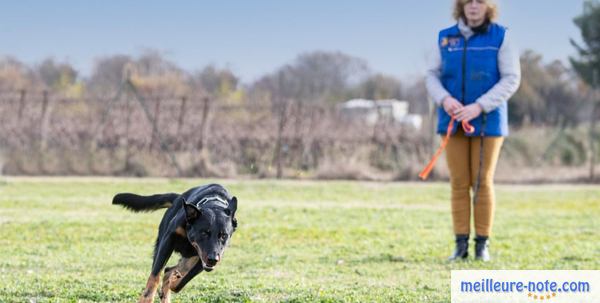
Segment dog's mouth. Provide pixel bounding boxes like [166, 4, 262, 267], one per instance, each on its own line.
[200, 256, 219, 272]
[202, 255, 220, 271]
[202, 261, 214, 271]
[191, 242, 217, 271]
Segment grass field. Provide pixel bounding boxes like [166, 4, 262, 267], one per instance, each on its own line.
[0, 177, 598, 302]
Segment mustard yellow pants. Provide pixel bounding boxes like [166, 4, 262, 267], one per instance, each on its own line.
[445, 128, 504, 237]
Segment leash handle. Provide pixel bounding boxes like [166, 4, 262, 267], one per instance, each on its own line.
[418, 117, 474, 180]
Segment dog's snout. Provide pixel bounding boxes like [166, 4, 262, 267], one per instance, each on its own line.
[207, 254, 220, 266]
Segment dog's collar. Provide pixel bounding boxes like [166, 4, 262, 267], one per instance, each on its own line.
[186, 194, 229, 210]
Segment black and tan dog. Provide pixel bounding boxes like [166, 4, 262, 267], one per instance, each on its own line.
[113, 184, 238, 303]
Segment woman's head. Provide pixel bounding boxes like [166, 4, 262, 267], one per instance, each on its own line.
[453, 0, 498, 25]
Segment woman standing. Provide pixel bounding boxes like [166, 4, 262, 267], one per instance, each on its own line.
[425, 0, 521, 261]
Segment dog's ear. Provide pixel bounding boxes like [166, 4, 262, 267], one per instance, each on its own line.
[224, 196, 237, 218]
[184, 204, 202, 222]
[226, 196, 238, 230]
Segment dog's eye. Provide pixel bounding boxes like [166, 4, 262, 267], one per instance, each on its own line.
[220, 233, 228, 241]
[201, 230, 210, 238]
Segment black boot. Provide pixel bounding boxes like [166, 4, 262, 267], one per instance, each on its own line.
[448, 234, 469, 261]
[475, 235, 490, 262]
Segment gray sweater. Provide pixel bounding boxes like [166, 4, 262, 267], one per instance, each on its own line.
[425, 19, 521, 113]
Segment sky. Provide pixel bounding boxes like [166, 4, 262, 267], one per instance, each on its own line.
[0, 1, 587, 84]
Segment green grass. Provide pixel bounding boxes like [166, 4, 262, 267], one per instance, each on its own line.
[0, 178, 598, 302]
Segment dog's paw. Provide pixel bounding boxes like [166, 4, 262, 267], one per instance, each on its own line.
[171, 270, 182, 280]
[159, 290, 171, 303]
[165, 270, 182, 288]
[138, 295, 154, 303]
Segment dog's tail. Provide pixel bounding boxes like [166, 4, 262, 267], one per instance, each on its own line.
[112, 193, 180, 212]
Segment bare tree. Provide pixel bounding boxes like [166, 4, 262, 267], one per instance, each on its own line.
[88, 54, 132, 95]
[253, 51, 370, 104]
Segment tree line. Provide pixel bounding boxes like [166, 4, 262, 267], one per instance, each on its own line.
[0, 47, 590, 125]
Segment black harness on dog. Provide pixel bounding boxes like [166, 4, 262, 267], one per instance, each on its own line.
[184, 184, 231, 210]
[187, 195, 229, 209]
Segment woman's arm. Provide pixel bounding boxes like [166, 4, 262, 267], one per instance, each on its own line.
[425, 45, 464, 115]
[475, 30, 522, 113]
[425, 45, 452, 106]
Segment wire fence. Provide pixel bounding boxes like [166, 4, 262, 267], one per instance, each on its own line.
[0, 83, 431, 179]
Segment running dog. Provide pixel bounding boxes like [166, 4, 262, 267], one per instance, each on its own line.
[112, 184, 238, 303]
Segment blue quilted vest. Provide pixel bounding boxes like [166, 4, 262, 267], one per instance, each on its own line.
[437, 22, 508, 136]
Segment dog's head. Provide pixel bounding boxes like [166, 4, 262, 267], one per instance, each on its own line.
[183, 197, 237, 271]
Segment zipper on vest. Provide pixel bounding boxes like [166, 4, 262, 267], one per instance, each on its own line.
[461, 37, 467, 104]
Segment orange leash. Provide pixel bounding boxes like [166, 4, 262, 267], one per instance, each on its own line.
[418, 117, 474, 180]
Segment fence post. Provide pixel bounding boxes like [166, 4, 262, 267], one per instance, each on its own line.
[40, 90, 50, 151]
[126, 79, 183, 176]
[150, 97, 162, 151]
[17, 89, 26, 120]
[273, 100, 289, 179]
[177, 96, 187, 136]
[40, 90, 49, 121]
[124, 95, 132, 172]
[198, 96, 211, 151]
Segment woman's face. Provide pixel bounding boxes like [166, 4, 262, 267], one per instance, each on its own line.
[463, 0, 488, 26]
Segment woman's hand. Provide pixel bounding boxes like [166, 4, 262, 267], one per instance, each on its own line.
[454, 103, 483, 122]
[442, 96, 463, 115]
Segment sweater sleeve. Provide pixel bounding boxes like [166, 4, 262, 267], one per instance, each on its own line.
[425, 43, 451, 106]
[475, 30, 521, 113]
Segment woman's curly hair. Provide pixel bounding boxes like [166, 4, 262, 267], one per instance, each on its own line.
[453, 0, 498, 22]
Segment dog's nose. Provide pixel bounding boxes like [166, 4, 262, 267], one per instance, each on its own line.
[207, 254, 220, 266]
[206, 259, 217, 266]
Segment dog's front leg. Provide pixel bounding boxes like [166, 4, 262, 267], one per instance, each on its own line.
[159, 257, 197, 302]
[139, 236, 175, 303]
[170, 261, 204, 293]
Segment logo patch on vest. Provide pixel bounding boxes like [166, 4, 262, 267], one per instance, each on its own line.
[441, 37, 461, 48]
[449, 37, 460, 47]
[441, 37, 448, 47]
